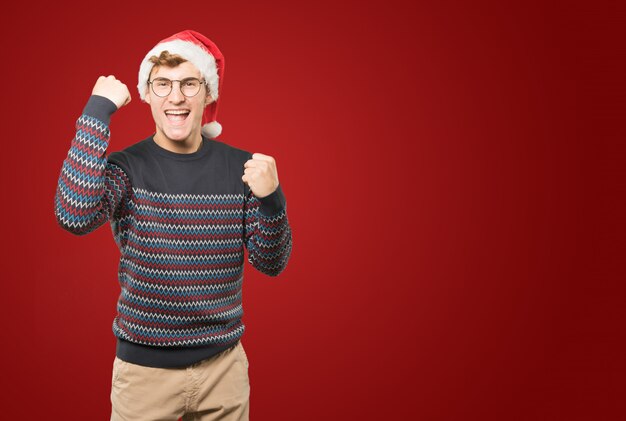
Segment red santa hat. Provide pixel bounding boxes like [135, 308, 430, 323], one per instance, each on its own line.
[138, 30, 225, 139]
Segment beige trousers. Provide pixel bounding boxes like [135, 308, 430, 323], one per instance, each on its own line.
[111, 341, 250, 421]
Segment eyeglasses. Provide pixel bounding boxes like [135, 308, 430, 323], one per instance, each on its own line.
[148, 77, 206, 98]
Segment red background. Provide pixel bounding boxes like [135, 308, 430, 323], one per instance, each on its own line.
[1, 0, 624, 419]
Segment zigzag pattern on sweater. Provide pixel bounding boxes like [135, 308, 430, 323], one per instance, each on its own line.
[112, 186, 249, 346]
[55, 115, 131, 235]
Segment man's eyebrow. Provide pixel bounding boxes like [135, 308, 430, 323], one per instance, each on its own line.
[153, 76, 201, 79]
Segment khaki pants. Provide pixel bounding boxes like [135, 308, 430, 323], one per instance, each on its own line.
[111, 341, 250, 421]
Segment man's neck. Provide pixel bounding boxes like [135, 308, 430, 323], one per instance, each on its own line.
[153, 133, 203, 154]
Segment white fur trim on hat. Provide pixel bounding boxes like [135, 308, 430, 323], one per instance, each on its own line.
[137, 39, 219, 102]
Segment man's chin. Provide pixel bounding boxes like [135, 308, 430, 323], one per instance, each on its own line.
[162, 130, 192, 143]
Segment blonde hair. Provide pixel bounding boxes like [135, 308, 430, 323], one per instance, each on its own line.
[148, 50, 187, 78]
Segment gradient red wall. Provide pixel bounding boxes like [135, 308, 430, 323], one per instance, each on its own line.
[1, 0, 624, 419]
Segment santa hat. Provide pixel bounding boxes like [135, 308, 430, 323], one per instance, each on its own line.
[138, 30, 225, 139]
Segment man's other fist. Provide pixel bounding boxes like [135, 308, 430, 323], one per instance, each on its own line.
[92, 75, 131, 110]
[242, 153, 280, 198]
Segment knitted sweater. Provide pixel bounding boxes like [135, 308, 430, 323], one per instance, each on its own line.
[54, 96, 292, 368]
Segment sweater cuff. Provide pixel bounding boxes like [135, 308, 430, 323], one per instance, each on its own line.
[257, 184, 286, 217]
[82, 95, 118, 126]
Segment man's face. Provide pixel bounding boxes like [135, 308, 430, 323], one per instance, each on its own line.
[145, 61, 212, 144]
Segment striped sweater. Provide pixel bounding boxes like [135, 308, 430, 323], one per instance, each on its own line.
[54, 95, 292, 367]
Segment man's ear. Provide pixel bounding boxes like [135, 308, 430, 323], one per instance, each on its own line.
[144, 88, 152, 104]
[205, 92, 213, 106]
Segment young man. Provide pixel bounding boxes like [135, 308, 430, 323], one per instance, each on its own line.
[54, 30, 292, 421]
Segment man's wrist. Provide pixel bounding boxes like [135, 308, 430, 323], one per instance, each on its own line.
[257, 184, 287, 216]
[82, 95, 118, 126]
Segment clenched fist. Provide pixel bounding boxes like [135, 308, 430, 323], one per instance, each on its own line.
[242, 153, 280, 198]
[92, 75, 131, 110]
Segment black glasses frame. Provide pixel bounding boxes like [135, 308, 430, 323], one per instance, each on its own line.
[147, 77, 207, 98]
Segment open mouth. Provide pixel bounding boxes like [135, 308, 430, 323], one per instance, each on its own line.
[165, 110, 190, 123]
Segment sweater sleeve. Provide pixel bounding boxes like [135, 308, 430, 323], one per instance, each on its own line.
[243, 184, 293, 276]
[54, 96, 131, 236]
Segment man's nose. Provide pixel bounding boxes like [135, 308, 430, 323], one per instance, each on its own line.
[168, 81, 185, 102]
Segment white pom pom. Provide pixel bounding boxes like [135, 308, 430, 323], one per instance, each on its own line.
[202, 121, 222, 139]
